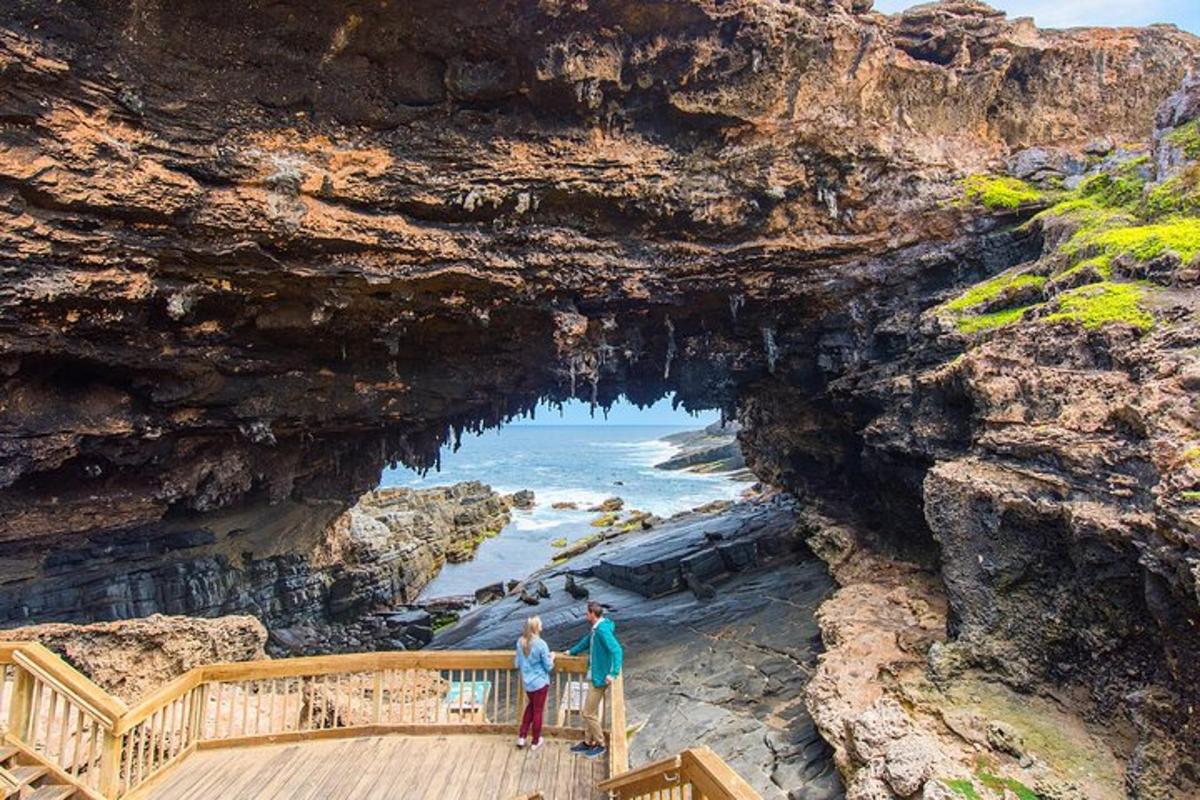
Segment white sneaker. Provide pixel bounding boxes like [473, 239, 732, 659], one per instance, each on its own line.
[530, 739, 544, 751]
[516, 737, 526, 748]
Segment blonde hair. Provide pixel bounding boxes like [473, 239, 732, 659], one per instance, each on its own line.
[520, 616, 543, 657]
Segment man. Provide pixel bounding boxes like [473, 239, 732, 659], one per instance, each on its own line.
[565, 600, 623, 758]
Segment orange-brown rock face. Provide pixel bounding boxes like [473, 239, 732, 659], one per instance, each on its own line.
[1, 2, 1199, 794]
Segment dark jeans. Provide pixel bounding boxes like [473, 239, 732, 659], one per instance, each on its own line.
[519, 685, 549, 744]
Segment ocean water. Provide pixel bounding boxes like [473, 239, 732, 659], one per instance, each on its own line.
[379, 425, 748, 598]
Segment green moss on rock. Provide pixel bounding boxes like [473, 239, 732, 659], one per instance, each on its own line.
[957, 305, 1038, 333]
[1043, 281, 1152, 331]
[963, 175, 1043, 211]
[945, 272, 1046, 314]
[1167, 120, 1200, 159]
[1070, 218, 1200, 265]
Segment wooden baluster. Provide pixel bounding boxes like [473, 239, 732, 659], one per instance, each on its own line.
[67, 706, 83, 775]
[43, 687, 59, 754]
[209, 681, 221, 740]
[120, 726, 133, 790]
[239, 680, 250, 737]
[29, 679, 46, 746]
[84, 720, 98, 785]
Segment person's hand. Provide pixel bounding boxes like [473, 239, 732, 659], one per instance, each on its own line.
[605, 675, 613, 686]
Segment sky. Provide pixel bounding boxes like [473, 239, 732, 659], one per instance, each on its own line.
[873, 0, 1200, 31]
[510, 396, 721, 426]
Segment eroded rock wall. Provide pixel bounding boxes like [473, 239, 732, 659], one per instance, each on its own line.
[0, 481, 514, 655]
[0, 614, 267, 703]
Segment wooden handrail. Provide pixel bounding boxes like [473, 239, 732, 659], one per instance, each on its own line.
[5, 643, 128, 725]
[597, 753, 682, 790]
[683, 747, 761, 799]
[0, 642, 760, 800]
[597, 747, 763, 800]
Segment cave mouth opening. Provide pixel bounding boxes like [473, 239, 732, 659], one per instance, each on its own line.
[377, 393, 751, 600]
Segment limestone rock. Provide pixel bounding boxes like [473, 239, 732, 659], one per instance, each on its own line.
[0, 614, 266, 703]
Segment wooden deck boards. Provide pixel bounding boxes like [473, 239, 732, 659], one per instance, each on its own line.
[146, 734, 608, 800]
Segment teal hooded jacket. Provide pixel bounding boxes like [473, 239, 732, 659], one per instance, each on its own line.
[567, 617, 623, 688]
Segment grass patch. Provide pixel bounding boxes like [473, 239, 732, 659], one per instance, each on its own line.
[964, 175, 1043, 211]
[1043, 281, 1152, 331]
[1182, 447, 1200, 463]
[1182, 491, 1200, 503]
[591, 513, 619, 527]
[549, 537, 567, 547]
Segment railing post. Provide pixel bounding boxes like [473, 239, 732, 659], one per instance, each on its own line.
[7, 668, 33, 740]
[97, 728, 122, 798]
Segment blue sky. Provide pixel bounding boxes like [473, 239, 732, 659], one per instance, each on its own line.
[511, 396, 721, 426]
[873, 0, 1199, 31]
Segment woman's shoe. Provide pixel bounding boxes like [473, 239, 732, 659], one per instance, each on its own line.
[530, 739, 544, 751]
[516, 737, 526, 748]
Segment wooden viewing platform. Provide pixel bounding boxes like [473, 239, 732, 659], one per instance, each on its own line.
[0, 642, 761, 800]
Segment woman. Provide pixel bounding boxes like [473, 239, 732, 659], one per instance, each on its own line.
[515, 615, 554, 750]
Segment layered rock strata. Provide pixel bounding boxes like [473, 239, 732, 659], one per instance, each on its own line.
[0, 481, 515, 655]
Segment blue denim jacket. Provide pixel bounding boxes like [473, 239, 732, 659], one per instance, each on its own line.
[515, 637, 554, 692]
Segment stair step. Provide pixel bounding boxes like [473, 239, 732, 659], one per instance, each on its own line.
[26, 787, 75, 800]
[0, 747, 16, 765]
[8, 765, 47, 785]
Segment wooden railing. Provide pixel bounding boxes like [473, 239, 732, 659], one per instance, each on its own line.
[597, 747, 762, 800]
[0, 644, 632, 798]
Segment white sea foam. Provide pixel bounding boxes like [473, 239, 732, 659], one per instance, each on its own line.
[510, 513, 571, 532]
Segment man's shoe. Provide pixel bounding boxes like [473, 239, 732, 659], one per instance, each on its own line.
[570, 741, 592, 753]
[516, 737, 526, 748]
[583, 745, 607, 759]
[530, 739, 544, 752]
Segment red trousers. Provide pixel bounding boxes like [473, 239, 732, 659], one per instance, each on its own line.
[519, 685, 549, 744]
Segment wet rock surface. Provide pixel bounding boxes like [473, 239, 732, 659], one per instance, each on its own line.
[435, 497, 843, 800]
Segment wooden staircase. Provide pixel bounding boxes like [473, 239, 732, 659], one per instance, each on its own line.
[0, 746, 76, 800]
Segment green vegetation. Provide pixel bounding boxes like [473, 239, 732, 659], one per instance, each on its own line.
[1181, 491, 1200, 503]
[1182, 447, 1200, 463]
[956, 305, 1037, 333]
[963, 175, 1043, 210]
[950, 146, 1200, 336]
[1068, 218, 1200, 265]
[1167, 121, 1200, 159]
[591, 513, 619, 527]
[1144, 166, 1200, 217]
[1043, 282, 1153, 331]
[1076, 169, 1146, 209]
[431, 612, 460, 632]
[944, 779, 982, 800]
[944, 272, 1046, 314]
[977, 770, 1040, 800]
[549, 537, 567, 547]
